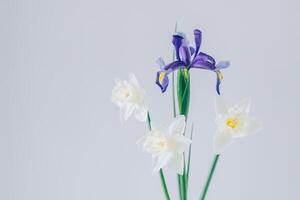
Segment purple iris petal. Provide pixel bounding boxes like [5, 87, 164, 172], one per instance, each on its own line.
[179, 45, 191, 65]
[190, 52, 216, 70]
[197, 52, 216, 65]
[156, 70, 169, 93]
[156, 61, 186, 93]
[163, 61, 186, 71]
[190, 61, 215, 70]
[172, 35, 184, 61]
[189, 47, 195, 56]
[193, 29, 202, 57]
[216, 61, 230, 69]
[215, 71, 223, 95]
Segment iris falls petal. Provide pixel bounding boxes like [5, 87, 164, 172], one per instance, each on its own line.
[216, 70, 223, 95]
[156, 61, 186, 93]
[156, 70, 169, 93]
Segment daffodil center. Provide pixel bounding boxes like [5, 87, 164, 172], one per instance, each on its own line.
[156, 138, 168, 151]
[122, 90, 130, 98]
[226, 118, 239, 129]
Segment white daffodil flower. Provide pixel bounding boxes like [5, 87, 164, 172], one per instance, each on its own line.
[111, 74, 147, 122]
[139, 116, 191, 175]
[213, 97, 262, 154]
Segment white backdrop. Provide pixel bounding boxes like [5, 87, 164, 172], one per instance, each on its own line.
[1, 0, 300, 199]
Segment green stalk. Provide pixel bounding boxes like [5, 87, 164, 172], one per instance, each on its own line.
[146, 112, 171, 200]
[182, 166, 187, 200]
[177, 175, 183, 200]
[175, 71, 183, 200]
[159, 169, 171, 200]
[177, 68, 190, 200]
[200, 155, 220, 200]
[186, 123, 194, 182]
[172, 23, 178, 118]
[171, 23, 185, 200]
[177, 68, 190, 119]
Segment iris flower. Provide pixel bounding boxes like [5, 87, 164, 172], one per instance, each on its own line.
[156, 29, 230, 94]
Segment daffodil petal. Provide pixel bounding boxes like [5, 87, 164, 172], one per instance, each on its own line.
[228, 98, 251, 115]
[134, 105, 148, 122]
[120, 103, 136, 122]
[168, 115, 186, 135]
[152, 153, 172, 173]
[173, 135, 192, 153]
[128, 73, 139, 88]
[168, 153, 184, 175]
[247, 118, 262, 135]
[213, 131, 233, 154]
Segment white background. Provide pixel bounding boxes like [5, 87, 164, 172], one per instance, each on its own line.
[1, 0, 300, 199]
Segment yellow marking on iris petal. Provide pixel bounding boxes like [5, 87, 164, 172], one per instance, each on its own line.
[226, 118, 239, 129]
[159, 71, 166, 83]
[217, 71, 223, 80]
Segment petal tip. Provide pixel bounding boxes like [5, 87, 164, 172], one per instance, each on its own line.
[194, 29, 201, 34]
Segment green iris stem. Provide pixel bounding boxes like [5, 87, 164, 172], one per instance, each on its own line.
[177, 68, 190, 200]
[146, 112, 171, 200]
[200, 154, 220, 200]
[171, 23, 186, 200]
[177, 68, 190, 120]
[172, 72, 176, 117]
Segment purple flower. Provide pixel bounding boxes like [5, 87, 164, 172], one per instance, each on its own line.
[156, 29, 230, 95]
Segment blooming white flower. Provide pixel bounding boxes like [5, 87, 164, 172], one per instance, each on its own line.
[139, 116, 191, 175]
[111, 74, 147, 122]
[213, 97, 262, 154]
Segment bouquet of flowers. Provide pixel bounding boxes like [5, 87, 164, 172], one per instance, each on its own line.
[112, 27, 261, 200]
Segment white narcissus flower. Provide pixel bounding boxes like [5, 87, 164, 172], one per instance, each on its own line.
[139, 116, 191, 175]
[111, 74, 147, 122]
[213, 97, 262, 154]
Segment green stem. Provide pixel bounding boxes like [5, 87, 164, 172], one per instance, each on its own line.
[182, 166, 187, 200]
[160, 169, 171, 200]
[147, 112, 171, 200]
[187, 123, 194, 182]
[200, 155, 220, 200]
[147, 112, 151, 130]
[177, 175, 183, 200]
[172, 72, 176, 117]
[171, 23, 184, 200]
[177, 68, 190, 200]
